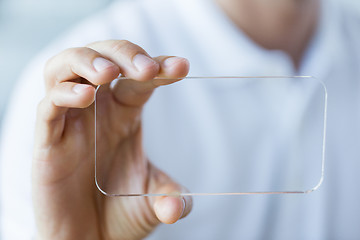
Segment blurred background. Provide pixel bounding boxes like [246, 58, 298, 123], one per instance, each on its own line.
[0, 0, 359, 239]
[0, 0, 360, 128]
[0, 0, 115, 130]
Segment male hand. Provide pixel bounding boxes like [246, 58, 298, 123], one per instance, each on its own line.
[33, 40, 192, 240]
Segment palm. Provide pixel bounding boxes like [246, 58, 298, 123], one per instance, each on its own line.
[45, 83, 158, 239]
[33, 41, 190, 240]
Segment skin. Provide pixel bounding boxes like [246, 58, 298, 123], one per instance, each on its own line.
[215, 0, 320, 68]
[33, 40, 192, 240]
[32, 0, 320, 239]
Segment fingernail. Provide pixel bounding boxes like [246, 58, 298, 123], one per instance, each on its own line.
[163, 57, 188, 68]
[180, 198, 186, 219]
[93, 57, 115, 72]
[73, 84, 89, 94]
[132, 54, 158, 72]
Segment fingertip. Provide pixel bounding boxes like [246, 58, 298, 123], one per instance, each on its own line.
[40, 83, 95, 122]
[154, 196, 184, 224]
[93, 57, 115, 72]
[161, 57, 190, 78]
[130, 54, 160, 81]
[72, 83, 94, 94]
[91, 58, 120, 85]
[71, 84, 95, 108]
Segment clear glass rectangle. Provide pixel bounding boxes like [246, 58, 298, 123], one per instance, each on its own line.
[95, 76, 327, 197]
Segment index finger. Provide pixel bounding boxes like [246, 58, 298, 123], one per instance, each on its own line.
[87, 40, 160, 82]
[44, 47, 121, 91]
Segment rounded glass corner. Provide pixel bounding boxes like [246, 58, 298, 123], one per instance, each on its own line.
[94, 76, 327, 197]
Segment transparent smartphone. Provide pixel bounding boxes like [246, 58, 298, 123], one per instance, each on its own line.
[94, 76, 327, 197]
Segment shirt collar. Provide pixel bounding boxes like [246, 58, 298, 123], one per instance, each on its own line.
[178, 0, 339, 79]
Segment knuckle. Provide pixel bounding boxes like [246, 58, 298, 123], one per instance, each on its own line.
[44, 57, 55, 82]
[117, 39, 131, 46]
[36, 97, 49, 118]
[44, 47, 89, 80]
[63, 47, 89, 60]
[110, 40, 139, 55]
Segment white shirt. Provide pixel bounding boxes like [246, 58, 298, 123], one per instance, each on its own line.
[1, 0, 360, 239]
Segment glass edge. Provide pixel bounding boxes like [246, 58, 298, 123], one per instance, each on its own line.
[94, 76, 328, 197]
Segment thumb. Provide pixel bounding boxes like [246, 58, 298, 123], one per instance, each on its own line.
[148, 166, 193, 224]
